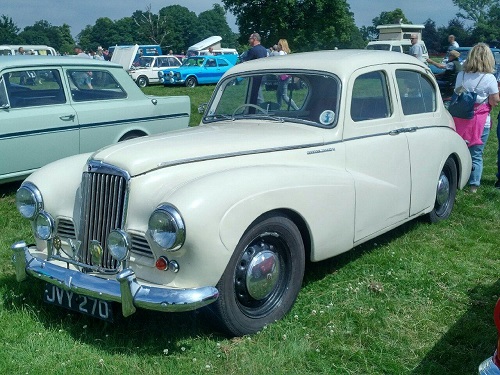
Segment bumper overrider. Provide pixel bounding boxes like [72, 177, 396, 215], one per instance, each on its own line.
[11, 241, 219, 317]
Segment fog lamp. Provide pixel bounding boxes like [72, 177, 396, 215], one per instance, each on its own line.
[34, 211, 54, 240]
[107, 229, 131, 262]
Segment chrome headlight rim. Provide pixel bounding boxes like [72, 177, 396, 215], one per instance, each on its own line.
[34, 211, 55, 241]
[107, 229, 131, 262]
[16, 182, 43, 220]
[148, 204, 185, 251]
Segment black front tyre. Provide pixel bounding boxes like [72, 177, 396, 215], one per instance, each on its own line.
[136, 76, 148, 88]
[210, 214, 305, 337]
[429, 157, 458, 223]
[185, 76, 197, 87]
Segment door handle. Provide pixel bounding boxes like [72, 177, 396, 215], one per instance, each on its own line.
[60, 114, 75, 121]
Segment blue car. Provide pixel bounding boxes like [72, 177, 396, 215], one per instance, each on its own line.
[430, 47, 500, 80]
[158, 55, 236, 87]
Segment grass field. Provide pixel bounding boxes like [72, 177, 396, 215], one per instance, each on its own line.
[1, 84, 500, 374]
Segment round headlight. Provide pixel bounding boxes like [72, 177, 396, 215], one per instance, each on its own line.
[168, 71, 174, 77]
[158, 71, 164, 78]
[107, 230, 131, 262]
[16, 182, 43, 219]
[34, 211, 54, 240]
[148, 204, 185, 251]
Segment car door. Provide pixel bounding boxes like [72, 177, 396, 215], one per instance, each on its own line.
[343, 67, 411, 242]
[394, 68, 443, 216]
[199, 57, 222, 84]
[65, 66, 160, 152]
[0, 67, 78, 181]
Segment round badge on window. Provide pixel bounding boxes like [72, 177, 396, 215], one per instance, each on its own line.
[319, 110, 335, 125]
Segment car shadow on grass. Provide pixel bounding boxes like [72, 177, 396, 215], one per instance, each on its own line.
[411, 279, 500, 374]
[0, 272, 226, 352]
[302, 219, 421, 287]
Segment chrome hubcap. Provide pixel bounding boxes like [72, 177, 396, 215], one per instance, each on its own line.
[436, 171, 450, 206]
[245, 250, 280, 300]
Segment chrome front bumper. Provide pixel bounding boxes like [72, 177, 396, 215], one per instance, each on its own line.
[11, 241, 219, 317]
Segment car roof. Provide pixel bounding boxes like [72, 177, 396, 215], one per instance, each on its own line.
[228, 50, 427, 77]
[0, 55, 123, 69]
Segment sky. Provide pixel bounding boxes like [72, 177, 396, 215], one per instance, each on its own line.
[2, 0, 461, 40]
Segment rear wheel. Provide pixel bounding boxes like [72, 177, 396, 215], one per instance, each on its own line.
[429, 157, 457, 222]
[136, 76, 149, 88]
[185, 76, 197, 88]
[210, 214, 305, 336]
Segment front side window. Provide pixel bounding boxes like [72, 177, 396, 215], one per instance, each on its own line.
[67, 70, 127, 102]
[351, 70, 391, 121]
[3, 69, 65, 108]
[204, 72, 340, 128]
[396, 70, 436, 115]
[182, 57, 204, 67]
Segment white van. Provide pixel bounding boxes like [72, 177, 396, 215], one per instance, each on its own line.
[366, 40, 429, 60]
[186, 36, 237, 57]
[0, 45, 57, 56]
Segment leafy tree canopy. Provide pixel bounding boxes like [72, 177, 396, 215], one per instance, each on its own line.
[222, 0, 364, 51]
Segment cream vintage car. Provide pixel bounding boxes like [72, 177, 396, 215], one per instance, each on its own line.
[11, 50, 471, 336]
[0, 56, 190, 183]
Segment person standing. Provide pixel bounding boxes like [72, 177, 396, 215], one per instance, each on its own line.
[409, 34, 425, 63]
[242, 33, 267, 61]
[274, 39, 299, 110]
[452, 43, 500, 192]
[448, 35, 459, 51]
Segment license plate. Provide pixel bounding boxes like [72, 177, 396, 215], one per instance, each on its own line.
[43, 284, 113, 322]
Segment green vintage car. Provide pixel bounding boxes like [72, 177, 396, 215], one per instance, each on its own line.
[0, 56, 190, 183]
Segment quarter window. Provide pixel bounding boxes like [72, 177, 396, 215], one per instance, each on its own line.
[396, 70, 436, 115]
[351, 71, 391, 121]
[3, 69, 65, 108]
[67, 70, 127, 102]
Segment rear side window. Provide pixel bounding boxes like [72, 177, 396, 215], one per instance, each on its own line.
[396, 70, 437, 115]
[4, 69, 65, 108]
[67, 70, 127, 102]
[351, 70, 391, 121]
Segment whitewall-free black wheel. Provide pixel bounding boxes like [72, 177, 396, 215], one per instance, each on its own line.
[429, 157, 458, 223]
[210, 214, 305, 336]
[185, 76, 197, 87]
[136, 76, 148, 88]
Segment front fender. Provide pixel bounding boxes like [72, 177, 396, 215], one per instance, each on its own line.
[165, 164, 355, 269]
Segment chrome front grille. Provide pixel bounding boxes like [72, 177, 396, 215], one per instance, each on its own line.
[80, 165, 129, 270]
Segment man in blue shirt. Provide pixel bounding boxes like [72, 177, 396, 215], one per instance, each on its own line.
[243, 33, 268, 61]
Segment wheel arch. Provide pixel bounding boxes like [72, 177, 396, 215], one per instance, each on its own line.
[241, 209, 312, 263]
[449, 152, 466, 189]
[118, 129, 148, 142]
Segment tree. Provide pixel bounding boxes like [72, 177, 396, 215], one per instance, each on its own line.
[422, 19, 441, 54]
[132, 5, 169, 46]
[159, 5, 200, 53]
[0, 15, 20, 44]
[222, 0, 362, 51]
[437, 18, 470, 49]
[371, 8, 410, 27]
[77, 17, 136, 51]
[197, 4, 238, 48]
[18, 20, 75, 52]
[452, 0, 498, 24]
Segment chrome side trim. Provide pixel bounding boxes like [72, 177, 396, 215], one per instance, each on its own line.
[11, 242, 219, 315]
[139, 140, 341, 176]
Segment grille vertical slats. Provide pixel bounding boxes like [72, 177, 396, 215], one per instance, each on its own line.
[81, 171, 127, 270]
